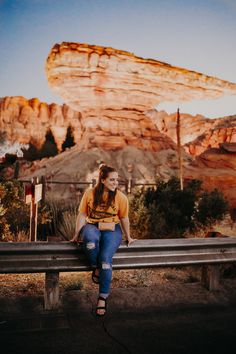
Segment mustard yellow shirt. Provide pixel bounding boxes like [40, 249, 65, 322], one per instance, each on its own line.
[79, 188, 129, 224]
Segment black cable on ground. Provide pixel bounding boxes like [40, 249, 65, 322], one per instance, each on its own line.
[86, 292, 133, 354]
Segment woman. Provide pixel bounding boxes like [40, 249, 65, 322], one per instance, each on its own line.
[71, 164, 136, 316]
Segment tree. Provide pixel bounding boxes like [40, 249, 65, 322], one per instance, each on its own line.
[61, 125, 75, 151]
[39, 129, 58, 159]
[196, 189, 229, 226]
[22, 142, 40, 161]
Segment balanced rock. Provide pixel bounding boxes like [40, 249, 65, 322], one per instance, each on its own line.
[46, 42, 236, 151]
[46, 42, 236, 112]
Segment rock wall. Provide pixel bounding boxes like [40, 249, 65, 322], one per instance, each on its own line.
[0, 96, 83, 150]
[0, 96, 176, 152]
[148, 109, 236, 155]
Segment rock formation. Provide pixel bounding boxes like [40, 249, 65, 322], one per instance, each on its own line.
[0, 96, 176, 152]
[148, 110, 236, 155]
[46, 42, 236, 112]
[45, 42, 236, 151]
[0, 96, 83, 150]
[185, 148, 236, 208]
[2, 42, 236, 206]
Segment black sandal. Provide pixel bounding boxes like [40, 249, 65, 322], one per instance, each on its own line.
[92, 268, 100, 284]
[96, 296, 107, 317]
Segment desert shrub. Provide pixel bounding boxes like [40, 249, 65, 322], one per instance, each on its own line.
[129, 177, 228, 239]
[128, 190, 150, 239]
[0, 179, 29, 240]
[196, 189, 229, 225]
[46, 200, 78, 240]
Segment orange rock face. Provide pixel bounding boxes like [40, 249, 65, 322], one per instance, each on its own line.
[0, 96, 176, 152]
[46, 42, 236, 112]
[185, 118, 236, 155]
[184, 149, 236, 208]
[148, 109, 236, 156]
[0, 96, 83, 150]
[45, 42, 236, 151]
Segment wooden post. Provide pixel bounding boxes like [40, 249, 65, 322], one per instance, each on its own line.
[40, 175, 46, 205]
[89, 179, 96, 188]
[30, 177, 38, 242]
[127, 177, 132, 194]
[44, 272, 60, 310]
[201, 265, 220, 290]
[176, 108, 183, 190]
[92, 178, 96, 187]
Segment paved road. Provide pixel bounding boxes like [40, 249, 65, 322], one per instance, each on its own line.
[0, 305, 235, 354]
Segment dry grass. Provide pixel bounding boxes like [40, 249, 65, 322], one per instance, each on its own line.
[0, 267, 202, 298]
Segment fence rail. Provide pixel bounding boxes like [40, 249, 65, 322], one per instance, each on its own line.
[19, 176, 158, 196]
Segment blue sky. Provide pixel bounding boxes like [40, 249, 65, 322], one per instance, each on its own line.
[0, 0, 236, 117]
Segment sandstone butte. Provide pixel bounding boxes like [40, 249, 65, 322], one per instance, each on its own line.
[45, 42, 236, 152]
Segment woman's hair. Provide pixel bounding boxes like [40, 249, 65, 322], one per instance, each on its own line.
[93, 164, 117, 209]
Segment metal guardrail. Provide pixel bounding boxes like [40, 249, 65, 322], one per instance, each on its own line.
[1, 237, 236, 309]
[1, 238, 236, 273]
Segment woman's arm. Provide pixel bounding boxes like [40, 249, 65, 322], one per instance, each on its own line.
[120, 217, 136, 246]
[70, 212, 87, 242]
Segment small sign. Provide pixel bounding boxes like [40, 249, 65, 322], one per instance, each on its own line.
[34, 184, 42, 204]
[25, 184, 34, 204]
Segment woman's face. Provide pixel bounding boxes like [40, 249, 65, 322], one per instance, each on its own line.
[102, 171, 119, 192]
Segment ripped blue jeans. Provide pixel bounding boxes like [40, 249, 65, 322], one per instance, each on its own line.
[80, 223, 122, 298]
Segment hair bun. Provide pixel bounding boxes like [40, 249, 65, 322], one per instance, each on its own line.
[99, 163, 107, 170]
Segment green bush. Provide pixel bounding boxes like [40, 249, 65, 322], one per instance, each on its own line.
[0, 179, 30, 240]
[196, 189, 229, 226]
[0, 178, 52, 241]
[129, 177, 228, 239]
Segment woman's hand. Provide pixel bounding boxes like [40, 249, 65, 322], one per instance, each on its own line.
[70, 234, 79, 243]
[126, 237, 137, 247]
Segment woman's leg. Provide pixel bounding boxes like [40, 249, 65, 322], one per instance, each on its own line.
[98, 224, 122, 298]
[80, 224, 101, 268]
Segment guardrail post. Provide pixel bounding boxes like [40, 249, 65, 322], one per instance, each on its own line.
[201, 265, 220, 290]
[44, 272, 60, 310]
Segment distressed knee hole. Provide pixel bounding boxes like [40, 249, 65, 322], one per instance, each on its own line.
[86, 242, 95, 250]
[102, 262, 111, 270]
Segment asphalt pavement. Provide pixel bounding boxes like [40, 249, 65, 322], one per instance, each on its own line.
[1, 283, 236, 354]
